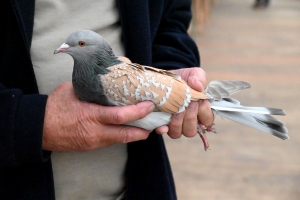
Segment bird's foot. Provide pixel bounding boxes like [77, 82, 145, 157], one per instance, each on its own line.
[199, 123, 217, 133]
[197, 123, 217, 151]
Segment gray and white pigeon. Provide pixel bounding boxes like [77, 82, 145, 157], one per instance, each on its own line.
[54, 30, 289, 150]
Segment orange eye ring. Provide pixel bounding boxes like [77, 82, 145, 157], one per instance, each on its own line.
[79, 41, 86, 47]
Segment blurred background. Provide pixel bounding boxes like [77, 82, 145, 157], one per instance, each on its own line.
[163, 0, 300, 199]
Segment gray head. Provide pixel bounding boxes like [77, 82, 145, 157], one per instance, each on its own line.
[54, 30, 119, 67]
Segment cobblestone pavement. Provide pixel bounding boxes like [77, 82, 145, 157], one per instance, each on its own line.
[164, 0, 300, 199]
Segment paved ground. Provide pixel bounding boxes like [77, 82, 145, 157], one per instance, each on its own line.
[163, 0, 300, 199]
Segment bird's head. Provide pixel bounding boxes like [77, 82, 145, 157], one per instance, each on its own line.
[54, 30, 119, 67]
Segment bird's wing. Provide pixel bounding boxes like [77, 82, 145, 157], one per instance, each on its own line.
[135, 64, 182, 80]
[129, 63, 208, 101]
[117, 56, 132, 63]
[206, 80, 251, 100]
[100, 63, 207, 113]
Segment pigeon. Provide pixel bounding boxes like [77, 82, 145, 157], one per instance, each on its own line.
[54, 30, 288, 150]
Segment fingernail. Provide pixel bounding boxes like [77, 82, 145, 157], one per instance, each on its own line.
[138, 101, 155, 112]
[148, 104, 155, 112]
[173, 111, 185, 119]
[189, 101, 198, 109]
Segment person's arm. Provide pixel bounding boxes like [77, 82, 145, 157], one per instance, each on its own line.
[0, 83, 49, 167]
[152, 0, 214, 137]
[152, 0, 200, 70]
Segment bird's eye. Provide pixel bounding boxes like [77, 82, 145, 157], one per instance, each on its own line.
[79, 41, 86, 47]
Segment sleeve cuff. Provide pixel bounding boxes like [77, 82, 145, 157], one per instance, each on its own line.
[14, 93, 51, 164]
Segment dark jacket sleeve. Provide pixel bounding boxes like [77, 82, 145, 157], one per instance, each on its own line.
[0, 0, 51, 167]
[152, 0, 200, 70]
[0, 83, 51, 167]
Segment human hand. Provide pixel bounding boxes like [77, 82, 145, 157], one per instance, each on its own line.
[155, 67, 214, 138]
[42, 82, 155, 152]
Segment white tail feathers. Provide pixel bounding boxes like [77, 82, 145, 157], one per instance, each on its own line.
[206, 80, 289, 140]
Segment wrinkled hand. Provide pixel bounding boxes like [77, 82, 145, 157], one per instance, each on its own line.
[43, 82, 155, 152]
[155, 67, 214, 138]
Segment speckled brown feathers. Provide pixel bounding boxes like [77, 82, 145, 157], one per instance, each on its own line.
[100, 63, 208, 113]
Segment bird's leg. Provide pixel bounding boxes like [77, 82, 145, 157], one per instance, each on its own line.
[197, 123, 209, 151]
[197, 123, 216, 151]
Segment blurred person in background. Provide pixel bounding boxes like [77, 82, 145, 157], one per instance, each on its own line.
[253, 0, 270, 8]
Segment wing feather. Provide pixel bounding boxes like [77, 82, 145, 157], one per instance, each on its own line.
[100, 63, 207, 113]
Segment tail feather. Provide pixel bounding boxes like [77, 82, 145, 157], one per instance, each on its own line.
[211, 99, 286, 115]
[223, 97, 241, 105]
[213, 109, 289, 140]
[206, 80, 289, 140]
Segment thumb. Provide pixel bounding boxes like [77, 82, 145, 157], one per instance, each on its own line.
[105, 125, 152, 144]
[94, 101, 155, 125]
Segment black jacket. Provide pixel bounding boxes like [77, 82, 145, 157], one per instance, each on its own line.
[0, 0, 200, 199]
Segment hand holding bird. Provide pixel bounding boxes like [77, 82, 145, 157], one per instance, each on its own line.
[54, 30, 288, 150]
[155, 67, 214, 139]
[42, 81, 158, 151]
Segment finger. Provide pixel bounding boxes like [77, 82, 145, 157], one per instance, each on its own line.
[187, 68, 207, 90]
[167, 112, 185, 139]
[71, 119, 153, 150]
[172, 67, 207, 90]
[93, 101, 155, 125]
[198, 100, 214, 127]
[187, 75, 204, 92]
[192, 68, 207, 89]
[155, 125, 169, 134]
[182, 101, 199, 137]
[106, 125, 152, 144]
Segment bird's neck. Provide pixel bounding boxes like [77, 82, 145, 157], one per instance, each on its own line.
[74, 54, 122, 75]
[97, 56, 122, 72]
[72, 55, 122, 93]
[93, 52, 123, 74]
[73, 60, 100, 85]
[72, 60, 108, 104]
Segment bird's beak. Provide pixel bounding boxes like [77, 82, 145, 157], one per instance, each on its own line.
[54, 43, 70, 54]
